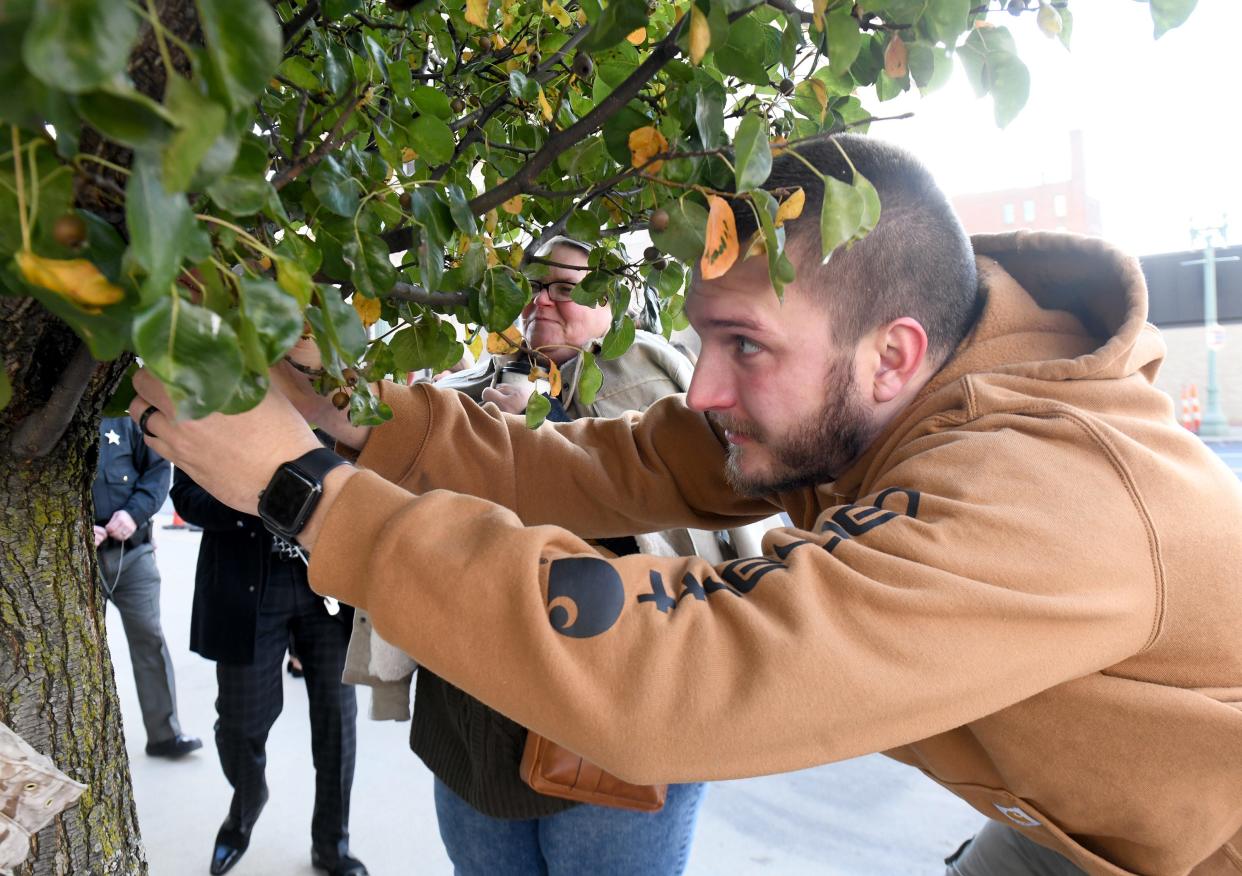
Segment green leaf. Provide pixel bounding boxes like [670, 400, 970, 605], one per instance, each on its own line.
[507, 70, 541, 103]
[579, 0, 650, 52]
[409, 115, 455, 165]
[716, 17, 772, 86]
[694, 85, 725, 149]
[576, 350, 603, 406]
[276, 256, 313, 308]
[443, 184, 478, 235]
[819, 174, 863, 260]
[161, 77, 228, 193]
[733, 113, 772, 193]
[989, 51, 1029, 128]
[854, 171, 881, 237]
[207, 174, 276, 216]
[22, 0, 139, 93]
[239, 278, 303, 365]
[0, 367, 11, 412]
[650, 198, 708, 264]
[1150, 0, 1197, 38]
[343, 233, 397, 298]
[750, 189, 794, 299]
[600, 315, 636, 360]
[313, 285, 368, 361]
[312, 155, 363, 217]
[324, 0, 363, 19]
[525, 390, 552, 428]
[566, 211, 602, 243]
[389, 316, 459, 372]
[412, 84, 453, 120]
[278, 56, 321, 92]
[71, 84, 177, 152]
[132, 296, 243, 418]
[479, 267, 528, 332]
[218, 370, 269, 415]
[126, 157, 195, 304]
[826, 7, 863, 76]
[922, 0, 970, 45]
[197, 0, 282, 110]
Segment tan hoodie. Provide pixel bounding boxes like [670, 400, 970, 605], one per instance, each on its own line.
[311, 232, 1242, 876]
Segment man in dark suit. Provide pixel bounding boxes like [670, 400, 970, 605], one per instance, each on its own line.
[92, 416, 201, 759]
[171, 465, 366, 876]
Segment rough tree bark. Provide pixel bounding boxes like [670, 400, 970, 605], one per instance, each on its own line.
[0, 2, 202, 872]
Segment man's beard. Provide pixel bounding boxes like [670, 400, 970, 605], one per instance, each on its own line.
[714, 356, 877, 497]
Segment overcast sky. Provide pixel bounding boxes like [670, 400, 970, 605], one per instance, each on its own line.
[870, 0, 1240, 257]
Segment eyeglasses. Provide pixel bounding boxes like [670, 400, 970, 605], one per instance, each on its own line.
[529, 280, 577, 302]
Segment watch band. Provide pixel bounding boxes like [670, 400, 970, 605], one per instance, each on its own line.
[286, 446, 350, 482]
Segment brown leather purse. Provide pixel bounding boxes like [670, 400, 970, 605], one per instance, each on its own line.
[519, 732, 667, 812]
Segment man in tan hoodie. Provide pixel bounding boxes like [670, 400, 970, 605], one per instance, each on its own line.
[129, 135, 1242, 876]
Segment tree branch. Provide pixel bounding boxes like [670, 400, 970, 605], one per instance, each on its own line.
[282, 0, 321, 46]
[468, 15, 690, 216]
[384, 282, 470, 309]
[8, 344, 98, 461]
[272, 91, 364, 190]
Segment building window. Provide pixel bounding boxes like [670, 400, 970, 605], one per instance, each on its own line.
[1054, 194, 1067, 218]
[1023, 200, 1036, 221]
[1002, 203, 1015, 225]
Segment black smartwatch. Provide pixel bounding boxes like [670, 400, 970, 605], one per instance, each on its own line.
[257, 447, 350, 541]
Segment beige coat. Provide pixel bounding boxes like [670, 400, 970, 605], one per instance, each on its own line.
[316, 232, 1242, 875]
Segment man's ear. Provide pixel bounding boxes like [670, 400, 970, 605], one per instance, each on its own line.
[869, 318, 928, 404]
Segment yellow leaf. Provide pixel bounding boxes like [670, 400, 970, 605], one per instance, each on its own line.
[546, 360, 562, 397]
[627, 27, 647, 45]
[513, 38, 529, 55]
[16, 251, 124, 312]
[689, 6, 710, 64]
[483, 235, 500, 266]
[543, 0, 572, 28]
[812, 0, 828, 31]
[700, 195, 738, 280]
[603, 199, 624, 224]
[884, 34, 908, 78]
[465, 0, 489, 28]
[770, 135, 788, 156]
[508, 245, 525, 268]
[502, 7, 514, 28]
[401, 147, 418, 162]
[576, 9, 586, 25]
[353, 294, 381, 328]
[628, 125, 669, 173]
[538, 86, 554, 122]
[502, 194, 524, 215]
[807, 79, 828, 122]
[774, 187, 805, 226]
[486, 326, 524, 354]
[468, 333, 484, 361]
[484, 209, 498, 233]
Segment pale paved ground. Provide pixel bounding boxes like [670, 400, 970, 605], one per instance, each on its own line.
[109, 514, 985, 876]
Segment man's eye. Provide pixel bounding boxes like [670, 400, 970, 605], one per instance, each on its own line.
[735, 337, 762, 355]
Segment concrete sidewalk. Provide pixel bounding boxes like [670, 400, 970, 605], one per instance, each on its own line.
[108, 515, 984, 875]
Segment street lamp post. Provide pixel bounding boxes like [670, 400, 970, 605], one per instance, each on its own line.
[1184, 222, 1236, 438]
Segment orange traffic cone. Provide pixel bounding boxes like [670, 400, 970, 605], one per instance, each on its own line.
[1189, 384, 1202, 433]
[163, 510, 188, 530]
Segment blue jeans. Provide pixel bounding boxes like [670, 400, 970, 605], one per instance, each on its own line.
[433, 778, 706, 876]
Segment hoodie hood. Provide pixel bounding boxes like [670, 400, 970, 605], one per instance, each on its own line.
[930, 231, 1166, 392]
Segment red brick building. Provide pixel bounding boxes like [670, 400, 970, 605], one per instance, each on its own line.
[950, 131, 1102, 237]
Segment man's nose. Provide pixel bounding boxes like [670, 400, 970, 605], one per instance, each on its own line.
[686, 355, 734, 413]
[532, 286, 556, 306]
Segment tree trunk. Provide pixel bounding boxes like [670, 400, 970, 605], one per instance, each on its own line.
[1, 300, 144, 874]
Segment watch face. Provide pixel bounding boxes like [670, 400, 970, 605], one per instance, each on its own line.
[260, 467, 317, 534]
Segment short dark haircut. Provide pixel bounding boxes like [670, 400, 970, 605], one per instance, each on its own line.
[732, 134, 980, 368]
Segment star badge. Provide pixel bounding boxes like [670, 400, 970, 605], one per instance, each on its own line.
[105, 429, 120, 446]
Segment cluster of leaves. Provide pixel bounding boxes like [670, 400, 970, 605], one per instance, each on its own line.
[0, 0, 1196, 425]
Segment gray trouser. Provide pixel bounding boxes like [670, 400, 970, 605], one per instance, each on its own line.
[947, 820, 1088, 876]
[98, 543, 182, 745]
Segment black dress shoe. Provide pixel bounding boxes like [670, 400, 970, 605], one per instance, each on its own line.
[311, 843, 369, 876]
[144, 734, 203, 759]
[210, 791, 268, 876]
